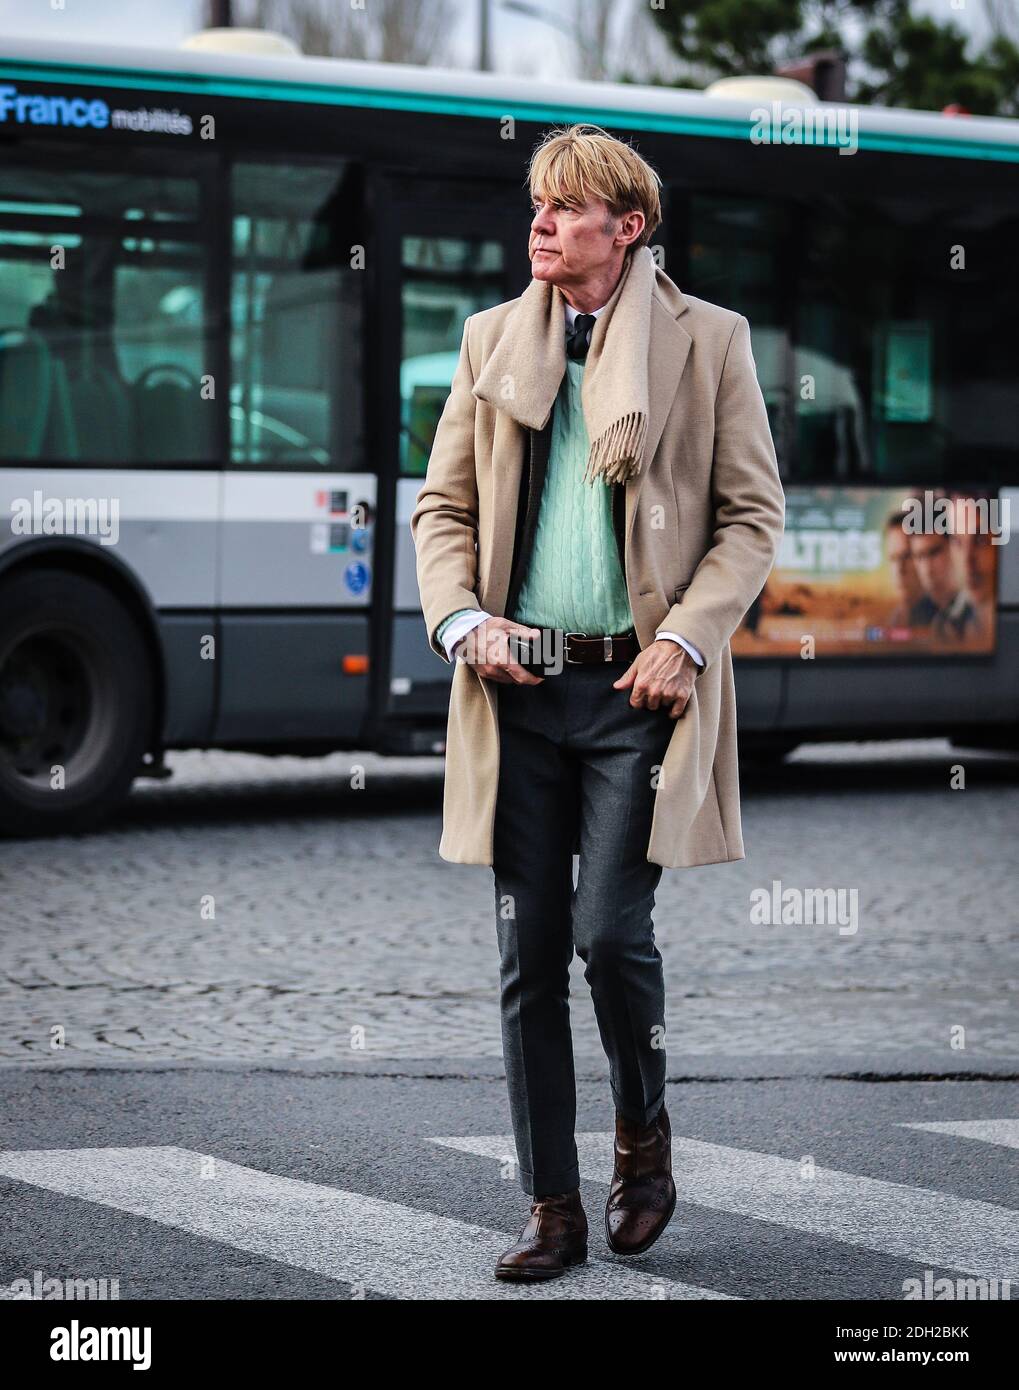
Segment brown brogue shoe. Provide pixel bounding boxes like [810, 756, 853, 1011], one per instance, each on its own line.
[605, 1102, 676, 1255]
[494, 1189, 588, 1281]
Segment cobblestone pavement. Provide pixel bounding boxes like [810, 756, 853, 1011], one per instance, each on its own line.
[1, 740, 1016, 1066]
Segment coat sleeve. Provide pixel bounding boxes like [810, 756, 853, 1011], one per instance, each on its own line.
[409, 316, 483, 663]
[658, 315, 785, 670]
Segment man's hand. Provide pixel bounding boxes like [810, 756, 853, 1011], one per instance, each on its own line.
[613, 639, 696, 718]
[456, 616, 545, 685]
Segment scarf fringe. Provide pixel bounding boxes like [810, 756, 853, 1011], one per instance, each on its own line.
[471, 248, 656, 485]
[583, 411, 647, 486]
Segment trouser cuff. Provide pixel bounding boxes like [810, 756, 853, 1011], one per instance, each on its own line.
[518, 1160, 581, 1198]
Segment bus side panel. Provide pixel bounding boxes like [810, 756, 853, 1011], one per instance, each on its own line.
[0, 469, 218, 604]
[782, 649, 1018, 733]
[213, 612, 371, 744]
[212, 471, 375, 745]
[159, 613, 217, 745]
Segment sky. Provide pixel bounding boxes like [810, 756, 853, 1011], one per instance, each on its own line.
[0, 0, 995, 80]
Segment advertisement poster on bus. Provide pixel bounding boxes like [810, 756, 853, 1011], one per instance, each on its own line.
[732, 486, 1001, 658]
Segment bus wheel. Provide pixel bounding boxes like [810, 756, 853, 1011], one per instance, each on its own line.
[0, 569, 155, 837]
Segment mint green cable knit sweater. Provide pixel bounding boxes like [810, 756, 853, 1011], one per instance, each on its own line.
[435, 358, 632, 645]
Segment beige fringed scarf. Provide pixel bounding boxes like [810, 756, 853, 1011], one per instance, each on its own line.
[472, 245, 656, 486]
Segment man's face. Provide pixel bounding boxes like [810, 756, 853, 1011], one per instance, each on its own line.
[909, 534, 958, 608]
[528, 189, 638, 293]
[887, 527, 922, 605]
[963, 532, 994, 600]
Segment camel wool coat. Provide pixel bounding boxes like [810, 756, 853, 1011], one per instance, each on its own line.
[410, 265, 785, 869]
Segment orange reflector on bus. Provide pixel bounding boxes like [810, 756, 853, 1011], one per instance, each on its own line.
[343, 654, 369, 675]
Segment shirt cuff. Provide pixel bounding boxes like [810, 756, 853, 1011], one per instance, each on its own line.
[655, 630, 705, 668]
[435, 606, 475, 642]
[439, 609, 492, 662]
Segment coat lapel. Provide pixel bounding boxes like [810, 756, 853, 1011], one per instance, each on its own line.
[505, 418, 552, 619]
[487, 411, 528, 615]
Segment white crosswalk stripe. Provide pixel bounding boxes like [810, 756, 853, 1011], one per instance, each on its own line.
[430, 1132, 1019, 1283]
[900, 1120, 1019, 1150]
[0, 1146, 732, 1301]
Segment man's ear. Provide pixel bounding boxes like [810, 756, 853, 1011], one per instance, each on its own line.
[616, 208, 645, 249]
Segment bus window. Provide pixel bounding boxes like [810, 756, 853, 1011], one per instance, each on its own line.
[685, 195, 793, 472]
[230, 161, 364, 469]
[793, 196, 1019, 487]
[0, 156, 212, 465]
[792, 201, 913, 482]
[400, 235, 504, 475]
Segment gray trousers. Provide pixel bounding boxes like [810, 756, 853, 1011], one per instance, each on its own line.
[492, 661, 675, 1198]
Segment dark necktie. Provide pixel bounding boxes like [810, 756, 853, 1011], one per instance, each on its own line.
[566, 312, 596, 361]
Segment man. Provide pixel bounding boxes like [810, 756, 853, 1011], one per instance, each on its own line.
[411, 124, 784, 1281]
[909, 531, 981, 642]
[886, 512, 937, 628]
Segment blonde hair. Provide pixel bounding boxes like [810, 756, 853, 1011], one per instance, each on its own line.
[527, 123, 663, 252]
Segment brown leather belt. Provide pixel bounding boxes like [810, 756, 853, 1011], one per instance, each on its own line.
[514, 628, 640, 670]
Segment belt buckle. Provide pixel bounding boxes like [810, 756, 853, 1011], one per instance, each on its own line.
[563, 631, 588, 664]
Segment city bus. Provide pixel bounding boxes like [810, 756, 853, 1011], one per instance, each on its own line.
[0, 31, 1016, 835]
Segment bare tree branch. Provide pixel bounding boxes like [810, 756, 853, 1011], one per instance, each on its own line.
[238, 0, 456, 65]
[563, 0, 666, 83]
[982, 0, 1019, 42]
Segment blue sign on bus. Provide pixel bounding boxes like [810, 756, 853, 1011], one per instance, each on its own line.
[0, 83, 193, 136]
[0, 84, 109, 129]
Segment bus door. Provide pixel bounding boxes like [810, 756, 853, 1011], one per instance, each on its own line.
[370, 179, 531, 752]
[213, 157, 375, 746]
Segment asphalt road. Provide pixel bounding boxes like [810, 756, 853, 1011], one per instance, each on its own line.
[0, 1067, 1016, 1301]
[0, 739, 1016, 1301]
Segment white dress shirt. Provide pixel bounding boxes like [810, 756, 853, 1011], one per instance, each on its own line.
[438, 299, 704, 668]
